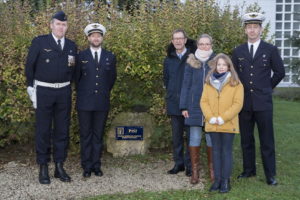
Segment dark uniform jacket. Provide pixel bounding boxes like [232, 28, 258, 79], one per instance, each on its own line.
[232, 40, 285, 111]
[75, 48, 116, 111]
[25, 34, 77, 87]
[163, 39, 196, 116]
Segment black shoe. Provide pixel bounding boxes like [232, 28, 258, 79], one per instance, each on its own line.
[237, 171, 256, 179]
[93, 169, 103, 176]
[219, 179, 231, 193]
[39, 164, 50, 184]
[167, 165, 185, 174]
[185, 167, 192, 177]
[266, 177, 278, 186]
[209, 179, 221, 192]
[83, 171, 91, 178]
[54, 162, 71, 182]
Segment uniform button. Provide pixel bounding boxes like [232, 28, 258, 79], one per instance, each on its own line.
[96, 75, 99, 78]
[250, 81, 253, 84]
[250, 89, 253, 92]
[96, 83, 98, 86]
[250, 65, 253, 68]
[96, 68, 99, 71]
[250, 73, 253, 76]
[84, 73, 87, 76]
[95, 90, 98, 93]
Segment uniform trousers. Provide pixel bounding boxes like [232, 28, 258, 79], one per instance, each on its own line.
[78, 110, 108, 171]
[239, 110, 276, 178]
[35, 85, 71, 164]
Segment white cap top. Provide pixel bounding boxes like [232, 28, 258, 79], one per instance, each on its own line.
[84, 23, 106, 36]
[242, 12, 265, 25]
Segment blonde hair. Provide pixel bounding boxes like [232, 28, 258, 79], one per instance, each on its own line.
[206, 53, 240, 86]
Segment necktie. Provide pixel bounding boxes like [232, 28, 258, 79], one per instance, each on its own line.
[94, 51, 99, 64]
[178, 54, 182, 59]
[57, 39, 63, 51]
[250, 44, 254, 58]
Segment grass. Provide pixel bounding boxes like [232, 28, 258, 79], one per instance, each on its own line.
[87, 98, 300, 200]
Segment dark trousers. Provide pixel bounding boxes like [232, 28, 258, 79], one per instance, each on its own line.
[170, 115, 191, 168]
[78, 110, 108, 171]
[210, 132, 235, 180]
[239, 110, 276, 178]
[35, 86, 71, 164]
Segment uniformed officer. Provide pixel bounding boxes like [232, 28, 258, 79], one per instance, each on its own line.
[75, 23, 116, 178]
[25, 11, 77, 184]
[232, 12, 285, 185]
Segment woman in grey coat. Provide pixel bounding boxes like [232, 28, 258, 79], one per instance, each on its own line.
[180, 34, 215, 184]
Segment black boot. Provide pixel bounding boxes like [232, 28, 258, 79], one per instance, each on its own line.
[209, 179, 221, 192]
[54, 162, 71, 182]
[219, 179, 231, 193]
[167, 164, 185, 174]
[39, 164, 50, 184]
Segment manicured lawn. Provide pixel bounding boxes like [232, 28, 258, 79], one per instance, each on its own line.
[88, 99, 300, 200]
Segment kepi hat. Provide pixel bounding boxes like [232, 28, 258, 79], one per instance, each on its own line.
[52, 11, 67, 21]
[243, 12, 265, 25]
[84, 23, 106, 36]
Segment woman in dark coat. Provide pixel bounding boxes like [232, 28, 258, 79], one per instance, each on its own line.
[180, 34, 215, 184]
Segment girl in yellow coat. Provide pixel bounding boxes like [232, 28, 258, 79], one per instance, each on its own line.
[200, 53, 244, 193]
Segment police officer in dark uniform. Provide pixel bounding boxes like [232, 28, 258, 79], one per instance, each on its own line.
[232, 12, 285, 185]
[25, 11, 77, 184]
[75, 23, 116, 178]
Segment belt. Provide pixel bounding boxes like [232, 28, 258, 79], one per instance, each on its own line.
[34, 80, 70, 88]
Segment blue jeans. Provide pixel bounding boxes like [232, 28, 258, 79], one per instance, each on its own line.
[189, 126, 212, 147]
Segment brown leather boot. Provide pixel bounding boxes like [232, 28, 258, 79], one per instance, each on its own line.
[207, 146, 214, 182]
[189, 146, 200, 184]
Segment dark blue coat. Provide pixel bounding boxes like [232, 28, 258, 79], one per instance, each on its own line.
[163, 47, 194, 115]
[179, 54, 214, 126]
[75, 48, 116, 111]
[232, 40, 285, 111]
[25, 34, 77, 87]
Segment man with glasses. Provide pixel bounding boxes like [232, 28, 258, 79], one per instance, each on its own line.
[163, 29, 196, 176]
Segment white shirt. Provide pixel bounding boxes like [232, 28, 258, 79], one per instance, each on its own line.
[90, 47, 102, 63]
[52, 33, 65, 50]
[177, 48, 187, 59]
[248, 39, 261, 57]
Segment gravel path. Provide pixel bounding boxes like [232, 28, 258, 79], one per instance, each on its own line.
[0, 155, 205, 199]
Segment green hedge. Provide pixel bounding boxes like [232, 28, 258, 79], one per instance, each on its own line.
[0, 0, 262, 149]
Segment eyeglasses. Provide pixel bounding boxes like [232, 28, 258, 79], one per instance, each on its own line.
[198, 43, 211, 46]
[172, 37, 186, 41]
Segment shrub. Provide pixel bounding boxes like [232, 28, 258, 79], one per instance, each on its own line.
[0, 0, 264, 149]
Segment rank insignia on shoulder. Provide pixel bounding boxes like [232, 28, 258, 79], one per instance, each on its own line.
[44, 49, 52, 52]
[82, 61, 88, 63]
[238, 57, 244, 60]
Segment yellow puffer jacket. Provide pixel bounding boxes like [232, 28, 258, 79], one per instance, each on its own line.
[200, 78, 244, 134]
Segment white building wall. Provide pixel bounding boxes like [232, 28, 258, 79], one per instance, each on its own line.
[217, 0, 299, 87]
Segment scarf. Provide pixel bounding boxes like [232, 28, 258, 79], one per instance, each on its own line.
[195, 49, 213, 62]
[210, 72, 231, 92]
